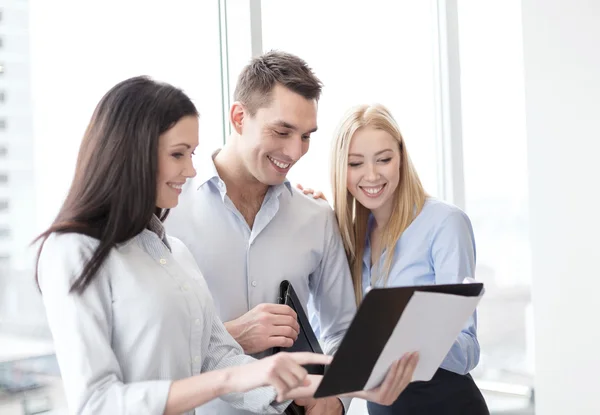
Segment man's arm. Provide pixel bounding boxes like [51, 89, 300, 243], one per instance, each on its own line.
[310, 207, 357, 355]
[308, 208, 358, 414]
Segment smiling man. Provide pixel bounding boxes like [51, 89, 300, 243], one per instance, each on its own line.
[165, 51, 357, 415]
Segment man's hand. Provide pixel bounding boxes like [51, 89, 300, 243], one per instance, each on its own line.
[224, 303, 300, 354]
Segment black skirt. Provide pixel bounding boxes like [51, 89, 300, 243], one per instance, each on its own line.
[367, 368, 489, 415]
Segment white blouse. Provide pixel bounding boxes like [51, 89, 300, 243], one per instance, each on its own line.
[38, 217, 287, 415]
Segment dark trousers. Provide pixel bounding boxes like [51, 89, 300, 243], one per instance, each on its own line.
[367, 368, 489, 415]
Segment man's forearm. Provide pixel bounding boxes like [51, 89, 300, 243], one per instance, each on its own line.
[223, 320, 240, 339]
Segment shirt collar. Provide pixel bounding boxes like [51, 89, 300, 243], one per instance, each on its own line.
[147, 214, 171, 251]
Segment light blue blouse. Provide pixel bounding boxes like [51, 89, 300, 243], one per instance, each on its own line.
[363, 198, 480, 375]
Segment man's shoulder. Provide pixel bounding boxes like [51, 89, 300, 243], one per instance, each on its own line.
[286, 186, 334, 218]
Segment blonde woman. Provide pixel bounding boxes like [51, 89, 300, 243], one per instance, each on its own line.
[326, 104, 489, 414]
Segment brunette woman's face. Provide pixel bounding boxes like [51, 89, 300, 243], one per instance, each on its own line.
[156, 116, 199, 209]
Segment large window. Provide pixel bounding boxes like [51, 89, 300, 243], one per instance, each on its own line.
[0, 0, 227, 332]
[458, 0, 533, 409]
[260, 3, 441, 414]
[1, 2, 228, 412]
[30, 1, 227, 234]
[260, 0, 440, 200]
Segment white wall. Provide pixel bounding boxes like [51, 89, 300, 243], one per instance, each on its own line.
[522, 0, 600, 413]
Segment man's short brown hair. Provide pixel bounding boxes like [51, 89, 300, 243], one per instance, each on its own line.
[233, 50, 323, 116]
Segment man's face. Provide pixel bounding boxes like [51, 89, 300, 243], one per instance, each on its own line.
[238, 84, 318, 186]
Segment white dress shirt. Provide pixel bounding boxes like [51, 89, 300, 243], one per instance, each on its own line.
[165, 152, 357, 415]
[38, 216, 288, 415]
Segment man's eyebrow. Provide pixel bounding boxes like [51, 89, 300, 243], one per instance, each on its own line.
[272, 120, 318, 134]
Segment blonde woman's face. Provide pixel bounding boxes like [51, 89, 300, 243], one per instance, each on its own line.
[346, 127, 401, 214]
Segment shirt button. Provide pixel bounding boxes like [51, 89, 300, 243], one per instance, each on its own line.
[159, 258, 167, 265]
[182, 284, 189, 291]
[194, 356, 201, 363]
[195, 318, 201, 325]
[251, 281, 257, 287]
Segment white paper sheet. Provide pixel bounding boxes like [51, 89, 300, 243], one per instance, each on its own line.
[363, 290, 483, 389]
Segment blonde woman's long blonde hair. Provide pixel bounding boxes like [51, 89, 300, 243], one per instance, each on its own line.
[330, 104, 427, 305]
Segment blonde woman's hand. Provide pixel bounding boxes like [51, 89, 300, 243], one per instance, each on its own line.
[296, 184, 327, 201]
[227, 352, 332, 402]
[344, 352, 419, 405]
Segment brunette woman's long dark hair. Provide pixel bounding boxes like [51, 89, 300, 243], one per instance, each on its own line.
[34, 76, 198, 294]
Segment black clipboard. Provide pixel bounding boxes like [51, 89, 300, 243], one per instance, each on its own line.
[313, 282, 484, 398]
[273, 280, 325, 376]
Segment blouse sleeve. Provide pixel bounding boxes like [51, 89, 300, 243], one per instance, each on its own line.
[430, 209, 481, 374]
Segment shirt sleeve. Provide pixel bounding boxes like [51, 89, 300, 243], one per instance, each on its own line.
[38, 233, 172, 415]
[430, 209, 481, 375]
[309, 207, 357, 413]
[309, 207, 357, 355]
[200, 289, 290, 414]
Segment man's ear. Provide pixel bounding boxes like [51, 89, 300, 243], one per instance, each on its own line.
[230, 102, 246, 135]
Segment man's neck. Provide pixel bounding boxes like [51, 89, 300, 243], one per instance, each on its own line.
[213, 143, 269, 198]
[213, 142, 269, 228]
